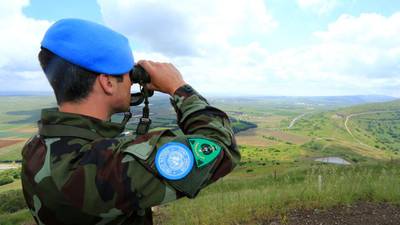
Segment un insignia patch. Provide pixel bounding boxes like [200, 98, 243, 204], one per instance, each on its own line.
[188, 138, 221, 168]
[155, 142, 194, 180]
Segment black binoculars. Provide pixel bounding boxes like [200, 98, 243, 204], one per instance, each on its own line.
[129, 65, 154, 106]
[129, 65, 151, 84]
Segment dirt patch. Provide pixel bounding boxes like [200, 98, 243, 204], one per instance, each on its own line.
[236, 128, 310, 146]
[264, 130, 310, 144]
[263, 202, 400, 225]
[15, 127, 37, 133]
[0, 139, 24, 148]
[236, 129, 277, 147]
[236, 136, 276, 147]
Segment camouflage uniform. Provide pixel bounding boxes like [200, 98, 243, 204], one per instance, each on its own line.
[21, 85, 240, 225]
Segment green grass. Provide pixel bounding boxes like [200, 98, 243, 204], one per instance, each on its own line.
[0, 96, 55, 124]
[1, 147, 400, 225]
[338, 99, 400, 115]
[0, 209, 34, 225]
[240, 144, 307, 164]
[349, 112, 400, 153]
[0, 180, 21, 194]
[0, 143, 25, 161]
[155, 162, 400, 225]
[288, 112, 352, 141]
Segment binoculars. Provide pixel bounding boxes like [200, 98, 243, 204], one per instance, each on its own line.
[129, 65, 154, 106]
[130, 65, 151, 84]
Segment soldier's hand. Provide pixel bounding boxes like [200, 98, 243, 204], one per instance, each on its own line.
[137, 60, 186, 96]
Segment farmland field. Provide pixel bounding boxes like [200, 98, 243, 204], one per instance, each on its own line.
[1, 95, 400, 225]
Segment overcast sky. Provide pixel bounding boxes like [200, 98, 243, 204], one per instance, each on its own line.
[0, 0, 399, 97]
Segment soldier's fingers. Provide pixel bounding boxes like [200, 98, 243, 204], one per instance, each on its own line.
[146, 83, 157, 92]
[137, 60, 152, 69]
[137, 60, 159, 77]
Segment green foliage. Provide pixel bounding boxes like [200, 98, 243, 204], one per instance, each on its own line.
[0, 209, 34, 225]
[230, 118, 257, 133]
[0, 168, 21, 179]
[0, 190, 26, 214]
[0, 168, 20, 186]
[0, 177, 13, 186]
[350, 111, 400, 153]
[302, 140, 324, 151]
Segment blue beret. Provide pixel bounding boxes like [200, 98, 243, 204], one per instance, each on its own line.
[41, 18, 134, 75]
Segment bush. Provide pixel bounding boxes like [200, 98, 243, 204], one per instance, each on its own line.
[0, 209, 34, 225]
[0, 190, 27, 214]
[0, 176, 14, 186]
[0, 168, 21, 180]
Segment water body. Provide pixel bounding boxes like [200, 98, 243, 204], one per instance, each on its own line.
[314, 157, 351, 165]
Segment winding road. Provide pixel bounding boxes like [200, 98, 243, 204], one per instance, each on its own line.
[344, 110, 400, 148]
[288, 113, 310, 129]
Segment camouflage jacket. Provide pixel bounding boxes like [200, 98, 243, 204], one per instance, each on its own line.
[21, 85, 240, 225]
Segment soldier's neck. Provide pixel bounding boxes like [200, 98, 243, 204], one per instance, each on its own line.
[59, 97, 111, 121]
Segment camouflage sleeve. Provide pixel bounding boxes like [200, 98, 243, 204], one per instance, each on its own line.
[121, 84, 240, 209]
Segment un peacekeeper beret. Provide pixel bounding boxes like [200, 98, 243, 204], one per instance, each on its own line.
[41, 18, 134, 75]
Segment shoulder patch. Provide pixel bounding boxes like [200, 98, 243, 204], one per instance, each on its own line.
[155, 142, 194, 180]
[188, 138, 221, 168]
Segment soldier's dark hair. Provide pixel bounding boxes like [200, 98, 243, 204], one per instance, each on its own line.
[38, 48, 124, 105]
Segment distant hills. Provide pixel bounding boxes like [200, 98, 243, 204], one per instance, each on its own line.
[0, 92, 397, 103]
[212, 95, 397, 109]
[0, 91, 52, 96]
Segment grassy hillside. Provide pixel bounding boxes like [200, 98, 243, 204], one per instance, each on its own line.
[286, 99, 400, 159]
[2, 160, 399, 225]
[1, 95, 400, 225]
[347, 111, 400, 154]
[338, 99, 400, 115]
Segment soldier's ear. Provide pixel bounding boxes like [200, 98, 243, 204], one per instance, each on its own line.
[98, 74, 115, 95]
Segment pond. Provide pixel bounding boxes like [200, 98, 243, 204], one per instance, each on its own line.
[314, 157, 351, 165]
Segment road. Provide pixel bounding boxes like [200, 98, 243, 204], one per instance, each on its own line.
[288, 113, 309, 129]
[344, 110, 400, 148]
[0, 163, 19, 171]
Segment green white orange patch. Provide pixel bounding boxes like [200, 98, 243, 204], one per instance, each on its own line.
[188, 138, 221, 168]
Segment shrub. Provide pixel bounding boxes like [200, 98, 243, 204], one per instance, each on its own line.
[0, 190, 27, 214]
[0, 209, 34, 225]
[0, 176, 14, 186]
[0, 168, 21, 180]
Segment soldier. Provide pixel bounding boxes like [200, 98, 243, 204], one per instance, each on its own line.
[21, 18, 240, 225]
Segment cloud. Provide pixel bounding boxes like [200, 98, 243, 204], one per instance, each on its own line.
[98, 0, 197, 56]
[98, 0, 277, 57]
[97, 0, 278, 95]
[0, 0, 52, 91]
[1, 0, 399, 97]
[97, 0, 400, 96]
[312, 13, 400, 80]
[264, 12, 400, 96]
[297, 0, 339, 15]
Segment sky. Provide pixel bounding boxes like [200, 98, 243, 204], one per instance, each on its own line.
[0, 0, 400, 97]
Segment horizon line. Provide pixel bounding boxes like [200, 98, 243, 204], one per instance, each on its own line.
[0, 91, 398, 99]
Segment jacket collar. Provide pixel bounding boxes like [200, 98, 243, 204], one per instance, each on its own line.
[39, 108, 126, 139]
